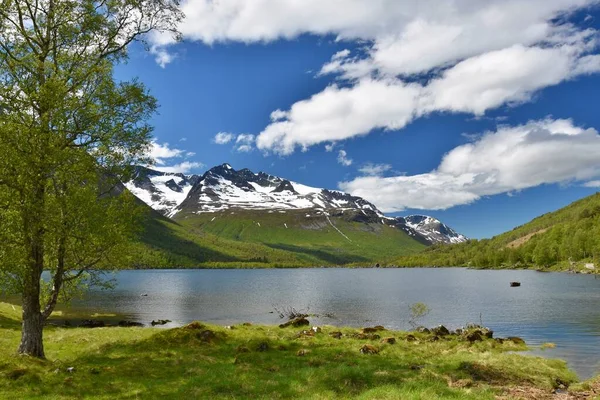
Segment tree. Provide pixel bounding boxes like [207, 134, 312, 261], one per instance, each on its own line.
[0, 0, 182, 358]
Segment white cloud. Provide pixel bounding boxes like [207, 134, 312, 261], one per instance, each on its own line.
[147, 140, 202, 173]
[213, 132, 235, 145]
[584, 180, 600, 187]
[340, 119, 600, 211]
[359, 163, 392, 176]
[153, 161, 204, 174]
[149, 141, 184, 164]
[337, 150, 353, 166]
[324, 143, 335, 152]
[235, 134, 255, 152]
[150, 0, 600, 156]
[255, 78, 421, 154]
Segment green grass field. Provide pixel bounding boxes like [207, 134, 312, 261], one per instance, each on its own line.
[134, 209, 426, 268]
[0, 303, 587, 399]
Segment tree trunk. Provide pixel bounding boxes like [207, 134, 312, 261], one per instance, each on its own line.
[18, 280, 45, 358]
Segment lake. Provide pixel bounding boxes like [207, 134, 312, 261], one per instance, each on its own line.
[55, 268, 600, 379]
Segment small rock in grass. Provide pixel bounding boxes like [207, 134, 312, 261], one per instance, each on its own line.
[242, 322, 252, 326]
[416, 327, 430, 334]
[429, 336, 440, 342]
[297, 349, 311, 356]
[465, 330, 483, 343]
[66, 367, 75, 373]
[405, 334, 417, 342]
[431, 325, 450, 336]
[329, 331, 342, 339]
[184, 322, 204, 330]
[507, 336, 526, 345]
[359, 344, 379, 355]
[311, 326, 322, 333]
[380, 337, 396, 344]
[225, 325, 235, 330]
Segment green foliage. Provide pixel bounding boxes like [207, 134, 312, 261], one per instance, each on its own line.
[397, 192, 600, 270]
[0, 0, 182, 356]
[0, 303, 579, 399]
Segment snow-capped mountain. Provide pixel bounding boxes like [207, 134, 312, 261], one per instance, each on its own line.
[125, 164, 467, 245]
[386, 215, 468, 244]
[124, 166, 201, 217]
[175, 163, 379, 216]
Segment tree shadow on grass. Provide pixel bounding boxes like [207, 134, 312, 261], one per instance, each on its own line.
[266, 243, 370, 265]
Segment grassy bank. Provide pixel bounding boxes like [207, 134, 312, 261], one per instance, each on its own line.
[0, 303, 588, 399]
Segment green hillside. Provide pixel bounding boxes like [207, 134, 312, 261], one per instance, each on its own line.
[132, 209, 426, 268]
[396, 192, 600, 271]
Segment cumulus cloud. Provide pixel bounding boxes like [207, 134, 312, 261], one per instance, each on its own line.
[339, 119, 600, 211]
[149, 0, 600, 156]
[153, 161, 205, 174]
[235, 134, 255, 152]
[147, 141, 202, 173]
[213, 132, 235, 145]
[337, 150, 353, 166]
[149, 141, 184, 165]
[359, 163, 392, 176]
[584, 180, 600, 187]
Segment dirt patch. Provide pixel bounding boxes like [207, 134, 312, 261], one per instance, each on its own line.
[496, 381, 600, 400]
[506, 229, 549, 249]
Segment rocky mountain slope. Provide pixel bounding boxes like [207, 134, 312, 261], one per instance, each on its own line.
[127, 164, 467, 245]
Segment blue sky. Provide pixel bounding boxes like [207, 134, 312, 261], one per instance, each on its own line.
[116, 1, 600, 239]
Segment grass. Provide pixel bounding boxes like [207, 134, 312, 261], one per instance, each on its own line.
[134, 209, 426, 268]
[0, 303, 583, 399]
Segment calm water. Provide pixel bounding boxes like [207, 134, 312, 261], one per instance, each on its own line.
[60, 268, 600, 379]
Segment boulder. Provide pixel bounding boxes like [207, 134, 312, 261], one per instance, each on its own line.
[405, 334, 417, 342]
[329, 331, 343, 339]
[416, 326, 431, 334]
[380, 337, 396, 344]
[431, 325, 450, 336]
[465, 330, 483, 343]
[279, 317, 310, 328]
[507, 336, 526, 345]
[151, 319, 171, 326]
[359, 344, 379, 355]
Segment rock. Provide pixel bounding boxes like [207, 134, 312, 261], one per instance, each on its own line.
[416, 326, 431, 334]
[185, 322, 205, 330]
[140, 293, 148, 297]
[465, 330, 483, 343]
[257, 342, 269, 352]
[197, 330, 216, 342]
[361, 326, 385, 333]
[359, 344, 379, 354]
[89, 368, 100, 375]
[242, 322, 253, 326]
[429, 336, 440, 342]
[455, 328, 463, 335]
[483, 329, 494, 339]
[279, 317, 310, 328]
[311, 326, 322, 333]
[225, 325, 235, 330]
[151, 319, 171, 326]
[431, 325, 450, 336]
[297, 349, 311, 357]
[495, 338, 505, 344]
[380, 337, 396, 344]
[507, 336, 526, 345]
[329, 331, 343, 339]
[410, 364, 424, 370]
[66, 367, 75, 373]
[405, 334, 417, 342]
[296, 330, 315, 339]
[510, 282, 521, 287]
[79, 320, 105, 328]
[118, 320, 144, 327]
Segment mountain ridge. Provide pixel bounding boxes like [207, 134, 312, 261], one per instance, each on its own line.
[127, 163, 466, 245]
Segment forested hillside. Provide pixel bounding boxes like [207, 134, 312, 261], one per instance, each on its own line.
[396, 193, 600, 270]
